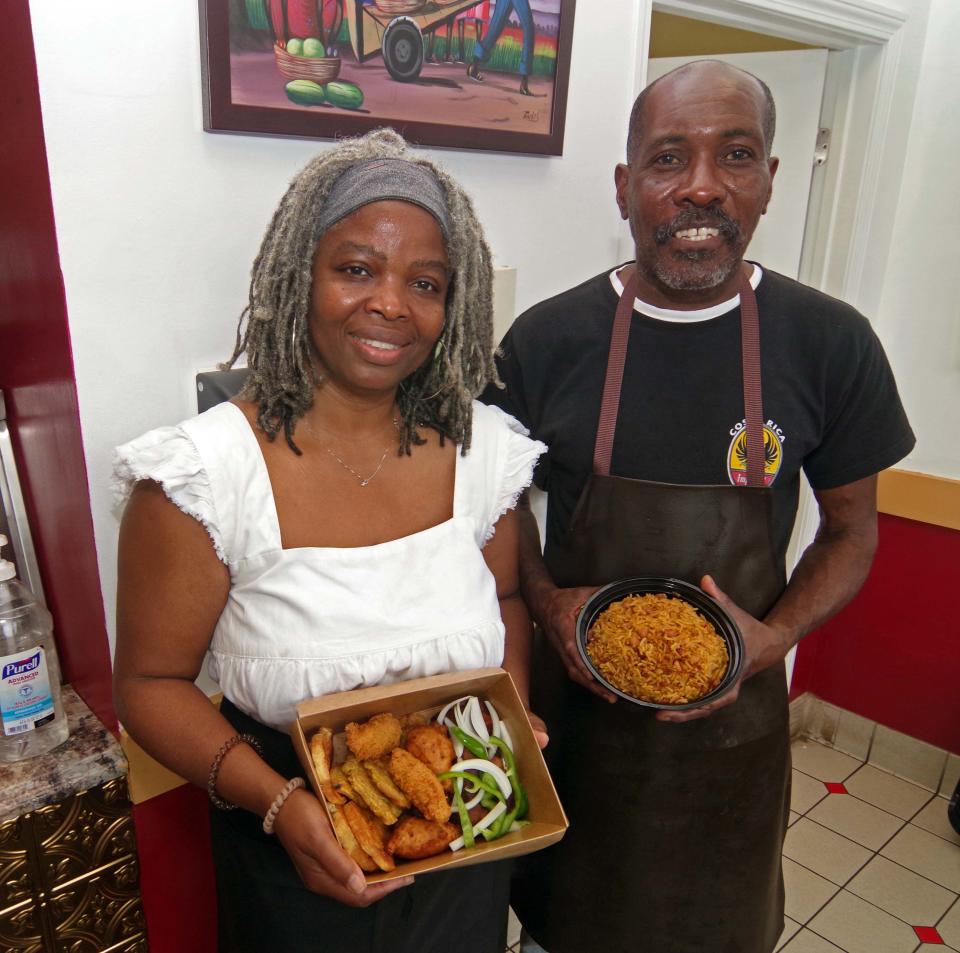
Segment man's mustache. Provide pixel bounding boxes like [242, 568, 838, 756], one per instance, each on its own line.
[654, 209, 742, 245]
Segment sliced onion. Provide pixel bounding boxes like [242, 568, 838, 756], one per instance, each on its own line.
[450, 758, 512, 798]
[498, 723, 514, 751]
[449, 800, 507, 851]
[484, 700, 502, 744]
[463, 788, 484, 810]
[437, 696, 473, 725]
[467, 696, 490, 746]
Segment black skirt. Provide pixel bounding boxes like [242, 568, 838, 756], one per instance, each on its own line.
[211, 699, 511, 953]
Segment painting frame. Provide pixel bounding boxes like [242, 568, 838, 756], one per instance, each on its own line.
[200, 0, 577, 155]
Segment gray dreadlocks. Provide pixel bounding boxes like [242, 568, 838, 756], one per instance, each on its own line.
[223, 128, 498, 456]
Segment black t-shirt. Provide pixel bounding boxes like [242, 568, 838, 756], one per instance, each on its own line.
[482, 266, 915, 560]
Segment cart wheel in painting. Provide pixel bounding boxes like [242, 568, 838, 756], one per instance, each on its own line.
[383, 17, 424, 82]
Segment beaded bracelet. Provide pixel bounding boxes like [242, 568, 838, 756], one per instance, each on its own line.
[207, 733, 263, 810]
[262, 777, 306, 835]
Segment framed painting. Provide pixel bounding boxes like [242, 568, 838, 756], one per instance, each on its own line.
[200, 0, 577, 155]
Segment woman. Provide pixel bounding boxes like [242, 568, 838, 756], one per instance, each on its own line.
[113, 128, 546, 953]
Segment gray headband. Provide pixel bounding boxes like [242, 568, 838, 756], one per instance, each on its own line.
[316, 158, 452, 242]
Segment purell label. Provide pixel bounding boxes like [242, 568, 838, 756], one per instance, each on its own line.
[0, 647, 55, 736]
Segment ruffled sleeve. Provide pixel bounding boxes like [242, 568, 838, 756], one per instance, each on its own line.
[465, 401, 547, 545]
[112, 426, 226, 562]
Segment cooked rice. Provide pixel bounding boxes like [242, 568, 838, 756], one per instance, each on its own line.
[586, 593, 728, 704]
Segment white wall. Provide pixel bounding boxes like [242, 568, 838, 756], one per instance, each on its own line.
[29, 2, 642, 653]
[874, 0, 960, 480]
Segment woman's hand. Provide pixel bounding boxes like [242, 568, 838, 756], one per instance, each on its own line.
[273, 789, 414, 906]
[525, 709, 550, 749]
[537, 585, 616, 703]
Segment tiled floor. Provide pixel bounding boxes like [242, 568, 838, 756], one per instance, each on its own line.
[780, 739, 960, 953]
[501, 738, 960, 953]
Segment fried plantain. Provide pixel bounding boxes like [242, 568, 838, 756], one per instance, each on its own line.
[310, 728, 345, 805]
[363, 758, 412, 810]
[342, 801, 395, 872]
[341, 758, 402, 825]
[345, 713, 403, 761]
[388, 747, 451, 823]
[329, 805, 377, 872]
[386, 816, 459, 859]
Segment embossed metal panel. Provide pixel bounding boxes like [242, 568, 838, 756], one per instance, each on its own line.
[0, 777, 146, 951]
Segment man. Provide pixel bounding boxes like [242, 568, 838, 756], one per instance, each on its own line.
[483, 61, 914, 953]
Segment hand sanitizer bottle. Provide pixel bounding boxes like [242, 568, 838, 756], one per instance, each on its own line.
[0, 534, 69, 761]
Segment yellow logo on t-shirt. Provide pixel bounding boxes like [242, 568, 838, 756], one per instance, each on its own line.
[726, 421, 784, 487]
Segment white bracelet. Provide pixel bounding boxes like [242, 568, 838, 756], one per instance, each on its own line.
[262, 777, 305, 835]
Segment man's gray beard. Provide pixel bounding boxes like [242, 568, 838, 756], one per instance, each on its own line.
[652, 253, 741, 292]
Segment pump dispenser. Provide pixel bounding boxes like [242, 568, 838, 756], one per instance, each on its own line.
[0, 535, 69, 761]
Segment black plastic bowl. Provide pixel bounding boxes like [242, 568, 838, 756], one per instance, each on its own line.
[575, 577, 744, 711]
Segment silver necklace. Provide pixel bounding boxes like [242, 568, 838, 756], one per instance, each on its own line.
[307, 416, 400, 488]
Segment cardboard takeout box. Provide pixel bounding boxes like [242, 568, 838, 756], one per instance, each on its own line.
[292, 667, 568, 884]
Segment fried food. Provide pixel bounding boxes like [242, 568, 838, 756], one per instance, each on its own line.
[342, 801, 395, 872]
[389, 747, 451, 823]
[341, 758, 402, 825]
[330, 765, 357, 802]
[345, 713, 403, 761]
[363, 758, 412, 810]
[386, 817, 459, 860]
[405, 723, 456, 775]
[329, 806, 377, 872]
[310, 728, 345, 805]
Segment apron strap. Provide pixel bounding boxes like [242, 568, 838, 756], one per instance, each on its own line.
[738, 271, 766, 487]
[593, 271, 639, 476]
[592, 265, 766, 487]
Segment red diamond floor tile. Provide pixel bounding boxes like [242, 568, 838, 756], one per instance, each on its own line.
[913, 925, 944, 943]
[824, 781, 849, 794]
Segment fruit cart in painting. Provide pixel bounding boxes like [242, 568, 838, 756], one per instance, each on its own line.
[344, 0, 485, 82]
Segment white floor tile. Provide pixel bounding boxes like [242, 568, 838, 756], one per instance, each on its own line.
[784, 817, 872, 886]
[913, 796, 960, 846]
[845, 763, 934, 820]
[783, 857, 840, 923]
[882, 823, 960, 892]
[792, 740, 864, 782]
[780, 929, 845, 952]
[847, 854, 957, 926]
[809, 889, 922, 953]
[808, 791, 904, 851]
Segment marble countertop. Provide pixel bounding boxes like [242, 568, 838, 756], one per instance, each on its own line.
[0, 686, 127, 823]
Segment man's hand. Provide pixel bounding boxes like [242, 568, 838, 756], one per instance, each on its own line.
[537, 585, 617, 703]
[656, 574, 792, 723]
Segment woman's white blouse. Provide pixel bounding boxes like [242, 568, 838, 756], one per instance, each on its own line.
[113, 401, 545, 732]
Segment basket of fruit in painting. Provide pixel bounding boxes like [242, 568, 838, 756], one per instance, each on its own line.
[374, 0, 427, 14]
[274, 38, 341, 84]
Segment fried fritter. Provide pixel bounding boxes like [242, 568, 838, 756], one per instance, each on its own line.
[388, 747, 451, 823]
[310, 728, 345, 805]
[341, 758, 402, 825]
[386, 817, 459, 860]
[405, 723, 456, 776]
[329, 806, 377, 872]
[363, 758, 412, 810]
[342, 801, 395, 872]
[345, 713, 403, 761]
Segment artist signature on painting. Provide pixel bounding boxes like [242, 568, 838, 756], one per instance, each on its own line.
[522, 110, 540, 123]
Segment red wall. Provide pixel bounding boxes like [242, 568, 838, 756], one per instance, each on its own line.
[0, 5, 115, 730]
[133, 786, 218, 951]
[791, 513, 959, 753]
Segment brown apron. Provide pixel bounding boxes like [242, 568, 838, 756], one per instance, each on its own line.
[512, 270, 791, 953]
